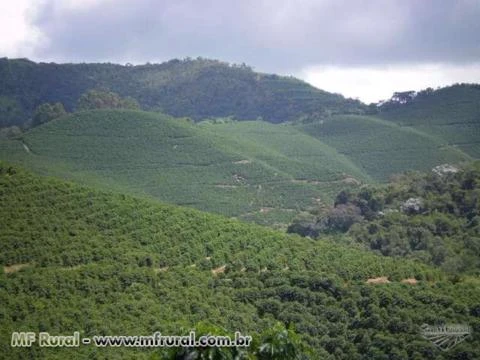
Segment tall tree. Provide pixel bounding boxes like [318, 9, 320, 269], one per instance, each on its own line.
[32, 102, 67, 127]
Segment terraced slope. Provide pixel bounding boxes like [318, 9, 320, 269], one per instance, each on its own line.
[1, 163, 479, 359]
[378, 84, 480, 158]
[0, 110, 369, 227]
[299, 115, 471, 181]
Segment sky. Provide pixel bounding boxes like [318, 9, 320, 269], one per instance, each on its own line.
[1, 0, 480, 103]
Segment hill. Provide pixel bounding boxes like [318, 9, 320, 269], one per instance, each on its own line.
[1, 109, 476, 226]
[1, 162, 479, 359]
[0, 57, 365, 128]
[377, 84, 480, 158]
[0, 109, 371, 227]
[298, 114, 471, 181]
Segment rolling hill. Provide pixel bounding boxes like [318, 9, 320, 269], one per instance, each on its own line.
[377, 84, 480, 158]
[0, 109, 371, 227]
[1, 41, 479, 360]
[298, 114, 471, 181]
[2, 162, 479, 359]
[0, 57, 365, 128]
[2, 108, 477, 227]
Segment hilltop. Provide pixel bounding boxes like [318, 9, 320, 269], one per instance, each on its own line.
[0, 57, 365, 128]
[298, 114, 470, 181]
[377, 84, 480, 158]
[1, 162, 479, 359]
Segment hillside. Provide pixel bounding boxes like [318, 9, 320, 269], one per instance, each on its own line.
[288, 161, 480, 275]
[0, 109, 370, 227]
[0, 57, 365, 128]
[1, 109, 476, 226]
[298, 115, 471, 181]
[377, 84, 480, 158]
[1, 162, 479, 359]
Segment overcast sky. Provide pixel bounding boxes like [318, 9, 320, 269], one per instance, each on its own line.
[1, 0, 480, 103]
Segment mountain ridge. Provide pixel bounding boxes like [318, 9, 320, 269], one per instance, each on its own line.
[0, 57, 365, 127]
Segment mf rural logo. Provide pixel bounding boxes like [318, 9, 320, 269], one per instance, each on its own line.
[420, 323, 471, 351]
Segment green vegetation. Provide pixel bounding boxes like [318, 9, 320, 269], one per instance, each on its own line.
[1, 163, 480, 359]
[378, 84, 480, 158]
[32, 102, 67, 127]
[289, 162, 480, 275]
[1, 107, 477, 227]
[1, 56, 480, 360]
[76, 89, 140, 111]
[0, 109, 371, 228]
[0, 57, 365, 128]
[0, 125, 22, 139]
[298, 115, 471, 181]
[0, 96, 24, 128]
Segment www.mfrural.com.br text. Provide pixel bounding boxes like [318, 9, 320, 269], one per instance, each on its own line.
[11, 331, 252, 348]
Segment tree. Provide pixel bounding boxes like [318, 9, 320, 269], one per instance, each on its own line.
[32, 102, 67, 127]
[163, 322, 309, 360]
[391, 91, 416, 104]
[256, 323, 310, 360]
[334, 190, 352, 206]
[325, 204, 363, 232]
[164, 322, 249, 360]
[76, 89, 140, 111]
[0, 96, 24, 128]
[0, 125, 22, 138]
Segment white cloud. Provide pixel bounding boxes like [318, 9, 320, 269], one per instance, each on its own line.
[53, 0, 110, 10]
[0, 1, 43, 57]
[0, 0, 110, 58]
[1, 1, 480, 104]
[300, 63, 480, 104]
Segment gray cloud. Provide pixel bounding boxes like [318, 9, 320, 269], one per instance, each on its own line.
[30, 0, 480, 72]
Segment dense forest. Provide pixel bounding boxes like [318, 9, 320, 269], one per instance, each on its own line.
[1, 162, 480, 359]
[0, 57, 365, 128]
[288, 162, 480, 275]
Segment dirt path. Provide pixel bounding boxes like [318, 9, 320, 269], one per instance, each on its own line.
[22, 141, 31, 153]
